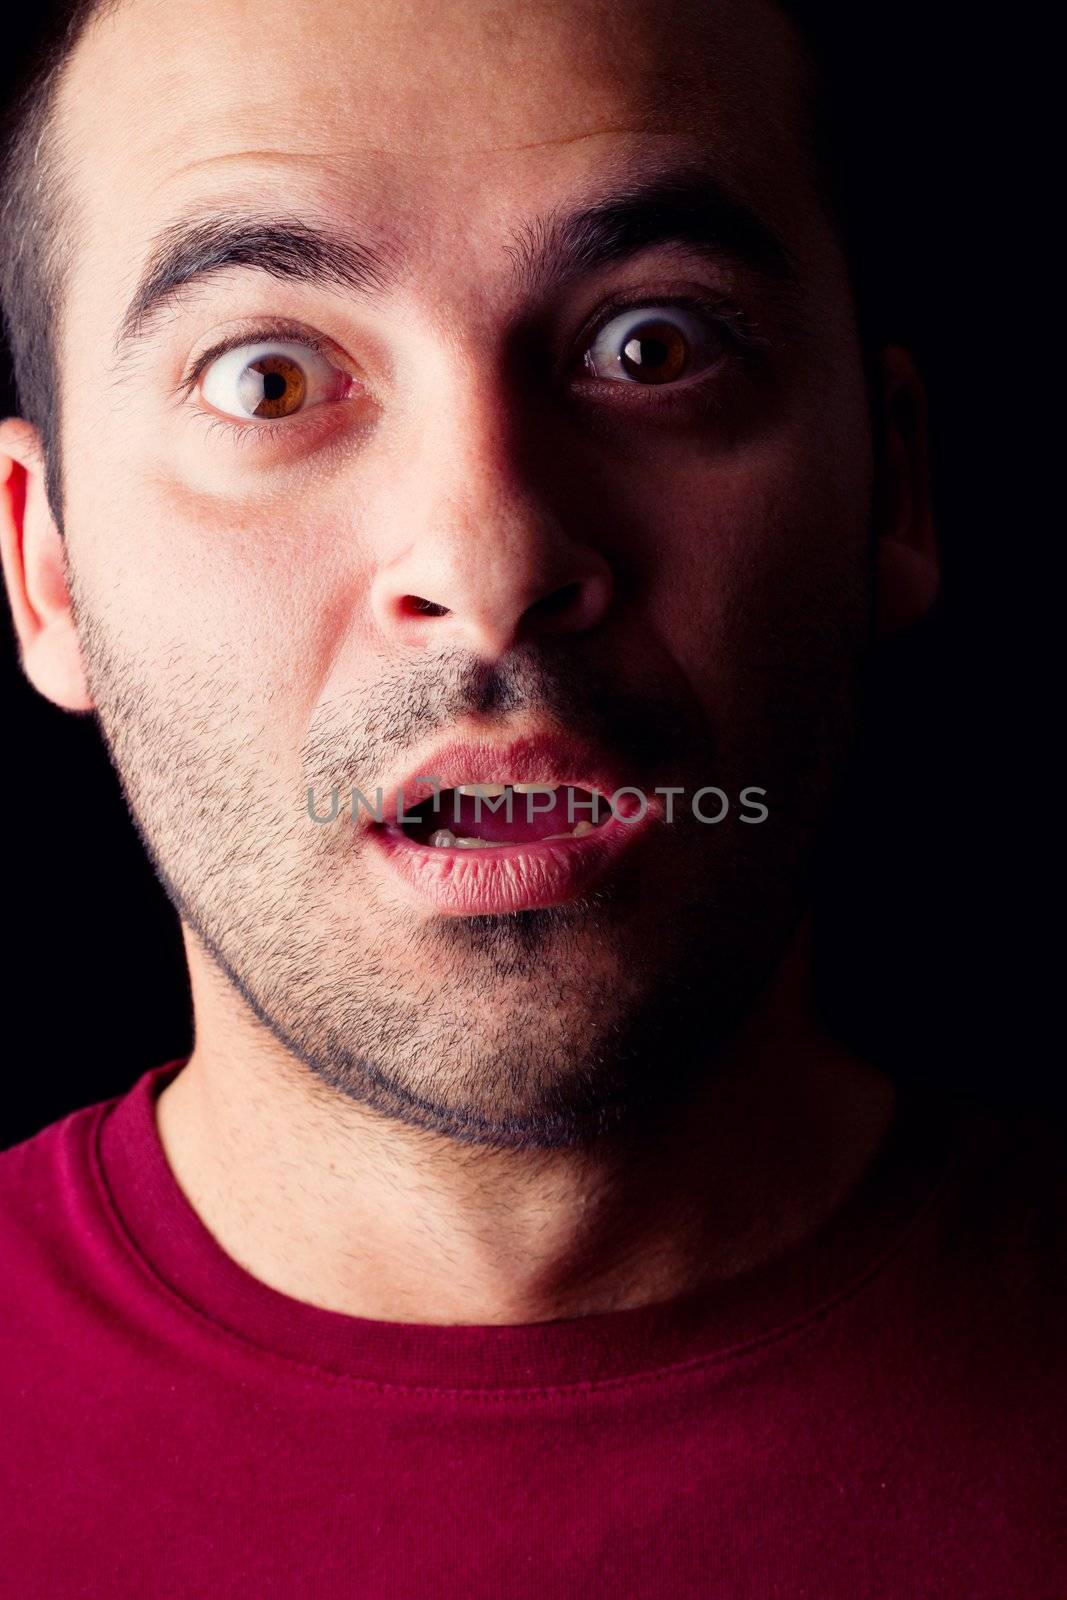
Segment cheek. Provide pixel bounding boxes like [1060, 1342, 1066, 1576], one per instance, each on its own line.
[66, 455, 374, 737]
[646, 398, 870, 617]
[638, 416, 874, 681]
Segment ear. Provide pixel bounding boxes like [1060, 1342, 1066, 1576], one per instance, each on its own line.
[0, 417, 93, 712]
[873, 345, 939, 639]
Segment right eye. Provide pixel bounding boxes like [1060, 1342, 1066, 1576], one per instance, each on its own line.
[199, 339, 352, 423]
[581, 303, 731, 389]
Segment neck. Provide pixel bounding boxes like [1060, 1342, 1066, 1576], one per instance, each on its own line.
[156, 925, 896, 1326]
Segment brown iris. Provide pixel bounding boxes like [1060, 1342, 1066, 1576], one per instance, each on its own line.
[618, 318, 691, 384]
[236, 355, 308, 419]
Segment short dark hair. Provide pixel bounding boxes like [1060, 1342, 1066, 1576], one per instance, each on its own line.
[0, 0, 913, 534]
[0, 2, 122, 528]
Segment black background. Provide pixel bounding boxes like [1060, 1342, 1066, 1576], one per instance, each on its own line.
[1, 6, 1055, 1149]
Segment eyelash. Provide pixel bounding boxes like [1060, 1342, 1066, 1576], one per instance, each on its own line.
[177, 290, 761, 448]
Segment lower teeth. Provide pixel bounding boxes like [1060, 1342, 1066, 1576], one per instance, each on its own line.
[425, 818, 598, 849]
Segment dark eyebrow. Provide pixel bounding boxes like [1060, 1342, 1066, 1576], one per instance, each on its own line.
[505, 163, 796, 297]
[114, 215, 399, 355]
[113, 163, 796, 358]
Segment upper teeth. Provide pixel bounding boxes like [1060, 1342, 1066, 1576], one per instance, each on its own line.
[418, 784, 604, 848]
[454, 782, 554, 796]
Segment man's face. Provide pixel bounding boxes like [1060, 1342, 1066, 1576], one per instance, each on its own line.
[51, 0, 874, 1144]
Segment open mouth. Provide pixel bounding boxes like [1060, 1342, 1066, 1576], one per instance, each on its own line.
[395, 784, 613, 850]
[365, 734, 655, 915]
[369, 777, 650, 915]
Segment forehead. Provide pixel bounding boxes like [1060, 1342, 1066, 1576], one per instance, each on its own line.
[58, 0, 813, 328]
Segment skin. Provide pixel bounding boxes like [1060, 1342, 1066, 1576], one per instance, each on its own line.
[0, 0, 937, 1323]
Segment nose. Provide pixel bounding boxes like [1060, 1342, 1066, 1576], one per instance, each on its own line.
[368, 377, 613, 659]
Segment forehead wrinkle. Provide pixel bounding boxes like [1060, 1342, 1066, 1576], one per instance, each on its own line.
[149, 121, 669, 186]
[148, 150, 376, 188]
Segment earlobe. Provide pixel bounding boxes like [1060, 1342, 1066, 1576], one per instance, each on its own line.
[0, 417, 94, 712]
[874, 345, 940, 639]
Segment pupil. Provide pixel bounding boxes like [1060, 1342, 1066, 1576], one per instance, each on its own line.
[239, 356, 307, 418]
[625, 335, 667, 367]
[620, 320, 687, 384]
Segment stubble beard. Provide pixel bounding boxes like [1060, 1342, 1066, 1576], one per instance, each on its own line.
[69, 576, 864, 1151]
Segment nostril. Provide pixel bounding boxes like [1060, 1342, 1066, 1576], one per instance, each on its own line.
[530, 582, 582, 619]
[400, 595, 450, 618]
[519, 582, 585, 632]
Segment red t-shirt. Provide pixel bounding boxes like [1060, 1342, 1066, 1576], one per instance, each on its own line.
[1, 1059, 1064, 1598]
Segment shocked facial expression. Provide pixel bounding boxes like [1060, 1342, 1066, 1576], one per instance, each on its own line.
[41, 0, 877, 1145]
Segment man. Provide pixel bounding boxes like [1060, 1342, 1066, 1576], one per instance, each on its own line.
[0, 0, 1062, 1594]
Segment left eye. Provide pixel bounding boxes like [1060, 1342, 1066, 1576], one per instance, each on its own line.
[199, 340, 349, 421]
[582, 305, 728, 387]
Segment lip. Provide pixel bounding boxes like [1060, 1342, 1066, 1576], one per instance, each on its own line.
[363, 730, 658, 915]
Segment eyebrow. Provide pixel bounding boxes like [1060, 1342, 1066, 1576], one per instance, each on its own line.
[507, 164, 795, 296]
[112, 163, 797, 358]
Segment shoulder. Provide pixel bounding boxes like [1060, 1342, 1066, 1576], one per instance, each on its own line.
[943, 1092, 1067, 1249]
[0, 1092, 120, 1266]
[923, 1090, 1067, 1361]
[0, 1061, 185, 1266]
[0, 1060, 185, 1216]
[0, 1066, 187, 1352]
